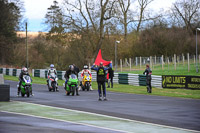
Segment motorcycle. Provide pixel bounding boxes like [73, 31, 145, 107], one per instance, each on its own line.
[82, 74, 92, 91]
[18, 75, 32, 97]
[65, 74, 79, 96]
[48, 73, 58, 92]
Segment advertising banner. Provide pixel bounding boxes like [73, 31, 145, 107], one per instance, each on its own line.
[162, 75, 200, 90]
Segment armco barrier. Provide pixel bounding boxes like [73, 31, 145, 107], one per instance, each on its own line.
[128, 74, 139, 86]
[0, 68, 162, 88]
[139, 75, 147, 86]
[0, 68, 3, 74]
[0, 68, 21, 77]
[57, 71, 63, 80]
[13, 69, 17, 76]
[118, 74, 128, 84]
[34, 69, 40, 77]
[32, 69, 162, 88]
[6, 68, 9, 75]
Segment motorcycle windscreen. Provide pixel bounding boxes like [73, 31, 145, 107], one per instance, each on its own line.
[23, 75, 31, 84]
[70, 74, 77, 79]
[50, 73, 56, 78]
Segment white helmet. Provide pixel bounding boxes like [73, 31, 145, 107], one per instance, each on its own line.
[50, 64, 54, 69]
[22, 67, 28, 74]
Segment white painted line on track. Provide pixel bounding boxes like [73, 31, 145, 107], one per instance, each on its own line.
[12, 100, 200, 133]
[0, 110, 127, 133]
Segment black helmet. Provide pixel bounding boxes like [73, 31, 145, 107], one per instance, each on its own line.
[84, 65, 88, 69]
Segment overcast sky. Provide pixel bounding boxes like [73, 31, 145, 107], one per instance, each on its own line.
[23, 0, 176, 32]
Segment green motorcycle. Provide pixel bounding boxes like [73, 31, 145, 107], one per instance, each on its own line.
[19, 75, 32, 97]
[65, 74, 79, 96]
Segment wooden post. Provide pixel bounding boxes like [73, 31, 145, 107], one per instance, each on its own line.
[120, 59, 122, 72]
[150, 56, 152, 69]
[187, 53, 190, 72]
[25, 22, 28, 68]
[174, 54, 176, 70]
[199, 54, 200, 64]
[140, 56, 142, 69]
[182, 54, 185, 66]
[129, 58, 131, 71]
[168, 57, 169, 71]
[177, 55, 179, 66]
[125, 58, 127, 67]
[135, 57, 138, 66]
[162, 55, 164, 70]
[194, 55, 195, 64]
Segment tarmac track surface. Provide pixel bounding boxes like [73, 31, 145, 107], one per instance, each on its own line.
[1, 80, 200, 132]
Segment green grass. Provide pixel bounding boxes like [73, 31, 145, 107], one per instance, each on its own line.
[119, 63, 200, 76]
[3, 75, 200, 99]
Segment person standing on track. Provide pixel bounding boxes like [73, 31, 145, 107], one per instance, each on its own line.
[107, 67, 114, 88]
[91, 62, 111, 101]
[143, 64, 152, 93]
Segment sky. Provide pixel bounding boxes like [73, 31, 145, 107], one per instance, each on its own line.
[23, 0, 176, 32]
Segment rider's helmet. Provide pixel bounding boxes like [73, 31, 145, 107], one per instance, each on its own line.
[84, 65, 88, 70]
[50, 64, 54, 70]
[22, 67, 28, 74]
[69, 65, 74, 71]
[100, 62, 103, 67]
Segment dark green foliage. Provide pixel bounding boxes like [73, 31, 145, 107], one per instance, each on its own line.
[0, 0, 22, 65]
[132, 27, 197, 57]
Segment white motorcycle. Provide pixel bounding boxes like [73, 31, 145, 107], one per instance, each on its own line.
[47, 73, 58, 92]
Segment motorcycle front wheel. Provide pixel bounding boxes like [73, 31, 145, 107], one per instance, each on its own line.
[52, 82, 56, 92]
[71, 86, 75, 96]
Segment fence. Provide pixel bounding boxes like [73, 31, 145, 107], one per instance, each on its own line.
[116, 53, 200, 72]
[0, 68, 22, 77]
[0, 68, 162, 88]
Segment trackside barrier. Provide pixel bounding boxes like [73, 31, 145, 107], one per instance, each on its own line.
[0, 68, 162, 88]
[0, 68, 21, 77]
[128, 74, 139, 86]
[31, 69, 162, 88]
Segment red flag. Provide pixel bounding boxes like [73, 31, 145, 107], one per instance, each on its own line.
[94, 49, 111, 66]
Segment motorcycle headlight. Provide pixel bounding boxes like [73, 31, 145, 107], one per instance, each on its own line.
[55, 78, 58, 81]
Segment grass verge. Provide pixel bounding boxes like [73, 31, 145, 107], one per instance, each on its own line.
[3, 75, 200, 99]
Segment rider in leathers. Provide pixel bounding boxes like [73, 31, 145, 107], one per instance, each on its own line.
[143, 64, 152, 93]
[17, 67, 33, 96]
[80, 65, 93, 90]
[47, 64, 58, 91]
[64, 65, 79, 95]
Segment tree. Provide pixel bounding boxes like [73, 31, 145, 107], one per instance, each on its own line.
[117, 0, 133, 43]
[136, 0, 154, 32]
[171, 0, 200, 33]
[63, 0, 117, 60]
[0, 0, 23, 65]
[44, 0, 65, 34]
[132, 26, 196, 57]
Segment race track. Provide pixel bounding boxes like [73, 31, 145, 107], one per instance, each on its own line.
[0, 80, 200, 133]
